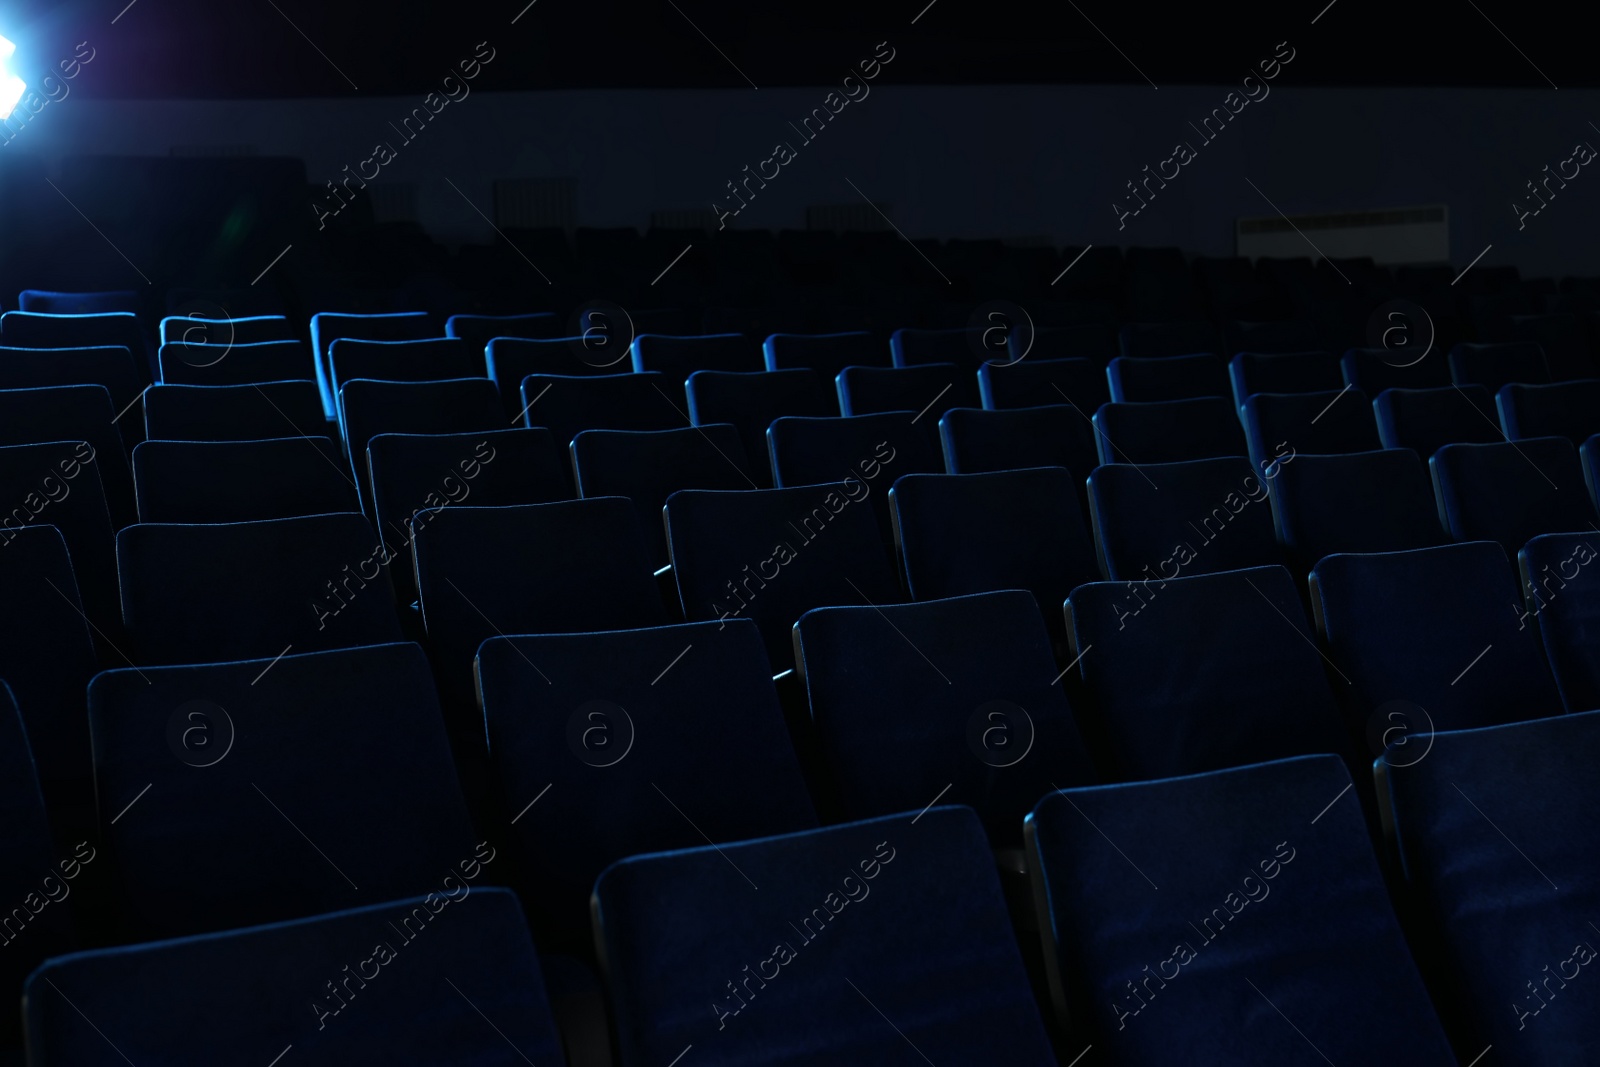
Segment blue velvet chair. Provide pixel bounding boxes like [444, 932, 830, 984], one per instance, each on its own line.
[1090, 397, 1248, 465]
[0, 346, 143, 448]
[329, 337, 482, 393]
[1449, 340, 1551, 396]
[515, 371, 685, 447]
[1227, 351, 1343, 408]
[836, 362, 981, 418]
[24, 888, 564, 1065]
[486, 339, 622, 415]
[1497, 380, 1600, 443]
[1026, 755, 1457, 1063]
[594, 806, 1059, 1066]
[1118, 320, 1219, 359]
[1340, 346, 1451, 398]
[477, 618, 816, 945]
[978, 356, 1111, 413]
[132, 437, 356, 524]
[763, 330, 885, 377]
[337, 377, 502, 512]
[86, 642, 475, 940]
[795, 590, 1095, 842]
[665, 484, 903, 671]
[158, 313, 293, 347]
[1430, 437, 1596, 553]
[1373, 383, 1502, 458]
[1266, 448, 1445, 575]
[309, 310, 436, 416]
[937, 404, 1098, 493]
[1086, 456, 1281, 581]
[144, 380, 325, 442]
[158, 338, 316, 386]
[0, 310, 151, 381]
[446, 311, 562, 349]
[1067, 565, 1354, 780]
[769, 411, 943, 543]
[20, 289, 139, 315]
[630, 333, 760, 379]
[0, 384, 135, 529]
[117, 512, 402, 666]
[1021, 324, 1119, 366]
[573, 424, 754, 567]
[890, 326, 983, 368]
[1107, 354, 1230, 403]
[1517, 531, 1600, 711]
[1508, 311, 1598, 380]
[1309, 542, 1565, 736]
[1240, 387, 1381, 471]
[1378, 710, 1600, 1060]
[686, 368, 835, 486]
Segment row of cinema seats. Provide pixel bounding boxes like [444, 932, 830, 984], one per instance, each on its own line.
[0, 291, 1597, 1065]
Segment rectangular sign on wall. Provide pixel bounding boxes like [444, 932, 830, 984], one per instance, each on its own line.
[1237, 204, 1449, 265]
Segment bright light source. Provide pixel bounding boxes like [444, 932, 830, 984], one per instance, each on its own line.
[0, 36, 25, 120]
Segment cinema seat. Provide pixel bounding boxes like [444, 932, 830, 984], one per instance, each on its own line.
[1107, 353, 1231, 403]
[1266, 448, 1445, 575]
[1508, 311, 1598, 380]
[768, 411, 941, 541]
[132, 437, 356, 524]
[1430, 437, 1596, 553]
[329, 336, 483, 392]
[1228, 350, 1344, 408]
[1026, 755, 1457, 1063]
[1373, 383, 1502, 458]
[20, 289, 139, 315]
[979, 356, 1111, 414]
[593, 807, 1059, 1066]
[486, 338, 624, 410]
[0, 345, 144, 448]
[0, 384, 135, 529]
[1340, 347, 1452, 398]
[1091, 396, 1248, 465]
[446, 311, 562, 350]
[309, 310, 436, 416]
[763, 330, 885, 377]
[1496, 380, 1600, 443]
[630, 333, 759, 379]
[0, 310, 151, 381]
[1449, 340, 1551, 396]
[144, 380, 326, 442]
[1240, 387, 1381, 470]
[890, 326, 983, 368]
[1118, 320, 1219, 359]
[1020, 324, 1120, 366]
[836, 362, 981, 418]
[158, 339, 317, 386]
[686, 368, 835, 486]
[158, 313, 294, 348]
[515, 372, 685, 449]
[1517, 531, 1600, 711]
[337, 377, 503, 512]
[937, 405, 1098, 492]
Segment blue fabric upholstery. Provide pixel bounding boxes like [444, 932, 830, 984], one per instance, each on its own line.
[836, 362, 981, 417]
[329, 337, 482, 393]
[1227, 351, 1343, 408]
[769, 412, 942, 542]
[1449, 341, 1552, 395]
[1431, 437, 1596, 553]
[1118, 320, 1219, 359]
[487, 339, 625, 414]
[158, 338, 316, 386]
[1026, 755, 1456, 1063]
[938, 405, 1098, 489]
[117, 512, 402, 666]
[1517, 531, 1600, 711]
[1267, 448, 1445, 575]
[132, 437, 356, 524]
[1340, 347, 1452, 397]
[445, 311, 562, 349]
[516, 372, 686, 447]
[978, 356, 1110, 413]
[0, 346, 143, 448]
[763, 330, 885, 377]
[1373, 383, 1502, 457]
[1024, 324, 1119, 366]
[1378, 710, 1600, 1060]
[795, 591, 1095, 842]
[890, 326, 981, 368]
[1107, 354, 1231, 403]
[1309, 542, 1565, 734]
[1086, 457, 1281, 581]
[86, 642, 475, 940]
[594, 806, 1058, 1066]
[1508, 311, 1598, 380]
[686, 369, 835, 487]
[144, 380, 325, 442]
[1067, 566, 1353, 780]
[630, 333, 759, 379]
[1497, 380, 1600, 443]
[20, 290, 139, 315]
[1240, 388, 1381, 470]
[158, 313, 293, 347]
[573, 424, 754, 567]
[665, 485, 903, 670]
[0, 384, 135, 529]
[309, 311, 436, 416]
[24, 888, 564, 1065]
[0, 681, 74, 1046]
[478, 619, 816, 942]
[0, 311, 151, 381]
[337, 378, 502, 513]
[1091, 396, 1247, 465]
[890, 469, 1098, 640]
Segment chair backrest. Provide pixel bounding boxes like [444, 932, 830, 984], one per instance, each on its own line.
[0, 383, 135, 528]
[158, 313, 294, 347]
[132, 437, 357, 524]
[117, 512, 403, 666]
[486, 338, 626, 415]
[1430, 436, 1596, 553]
[1067, 565, 1353, 779]
[1026, 754, 1457, 1064]
[572, 424, 754, 567]
[309, 311, 436, 415]
[477, 618, 816, 943]
[20, 289, 139, 315]
[978, 356, 1110, 413]
[795, 590, 1095, 842]
[446, 311, 562, 350]
[1449, 340, 1551, 395]
[889, 326, 983, 368]
[86, 642, 476, 939]
[1340, 347, 1452, 397]
[665, 484, 903, 671]
[767, 411, 942, 542]
[1497, 380, 1600, 443]
[630, 332, 759, 380]
[1228, 350, 1343, 408]
[515, 372, 685, 449]
[1020, 324, 1119, 366]
[144, 380, 325, 442]
[1108, 353, 1231, 403]
[686, 368, 835, 486]
[158, 338, 317, 386]
[1378, 710, 1600, 1061]
[762, 330, 884, 377]
[1091, 396, 1248, 465]
[329, 337, 483, 393]
[1509, 311, 1597, 380]
[0, 311, 149, 380]
[337, 377, 504, 512]
[1309, 541, 1565, 735]
[1118, 319, 1219, 359]
[1267, 448, 1445, 575]
[835, 362, 981, 418]
[1086, 456, 1281, 581]
[1240, 387, 1381, 470]
[1223, 318, 1323, 355]
[0, 346, 143, 447]
[1373, 383, 1502, 458]
[938, 404, 1098, 482]
[1517, 531, 1600, 711]
[25, 888, 565, 1065]
[594, 806, 1058, 1066]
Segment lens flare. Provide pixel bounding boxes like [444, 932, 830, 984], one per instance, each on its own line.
[0, 36, 25, 120]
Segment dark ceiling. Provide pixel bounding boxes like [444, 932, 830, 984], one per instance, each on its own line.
[1, 0, 1581, 97]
